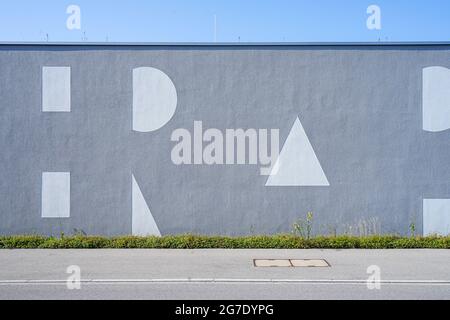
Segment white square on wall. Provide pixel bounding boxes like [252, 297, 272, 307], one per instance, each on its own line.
[42, 172, 71, 218]
[423, 199, 450, 236]
[42, 66, 71, 112]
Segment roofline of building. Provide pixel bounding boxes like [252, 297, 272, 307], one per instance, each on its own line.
[0, 41, 450, 47]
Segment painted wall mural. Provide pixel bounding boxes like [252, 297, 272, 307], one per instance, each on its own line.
[0, 44, 449, 236]
[423, 66, 450, 133]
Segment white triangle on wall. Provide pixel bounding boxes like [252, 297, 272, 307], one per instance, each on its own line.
[132, 174, 162, 236]
[266, 117, 330, 187]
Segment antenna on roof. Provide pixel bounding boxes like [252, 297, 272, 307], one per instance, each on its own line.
[214, 14, 217, 42]
[46, 33, 49, 42]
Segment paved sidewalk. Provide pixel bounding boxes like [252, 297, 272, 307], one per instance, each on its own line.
[0, 249, 449, 299]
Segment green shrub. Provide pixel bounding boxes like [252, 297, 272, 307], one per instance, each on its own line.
[0, 234, 448, 249]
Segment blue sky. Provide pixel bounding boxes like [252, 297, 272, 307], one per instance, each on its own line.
[0, 0, 448, 42]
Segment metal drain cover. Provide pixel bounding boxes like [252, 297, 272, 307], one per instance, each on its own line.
[254, 259, 330, 268]
[254, 259, 292, 267]
[290, 259, 330, 267]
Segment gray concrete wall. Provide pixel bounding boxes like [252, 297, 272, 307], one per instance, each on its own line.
[0, 44, 449, 236]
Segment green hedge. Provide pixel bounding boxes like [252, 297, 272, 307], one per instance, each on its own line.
[0, 235, 449, 249]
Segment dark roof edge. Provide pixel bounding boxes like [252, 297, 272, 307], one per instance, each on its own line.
[0, 41, 450, 47]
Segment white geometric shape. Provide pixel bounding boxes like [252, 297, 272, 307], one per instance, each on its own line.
[132, 67, 177, 132]
[423, 199, 450, 236]
[266, 117, 330, 187]
[423, 66, 450, 132]
[42, 67, 71, 112]
[41, 172, 70, 218]
[132, 175, 161, 236]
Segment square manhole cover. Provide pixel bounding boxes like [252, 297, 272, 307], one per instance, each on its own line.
[254, 259, 330, 268]
[254, 259, 292, 267]
[290, 259, 330, 267]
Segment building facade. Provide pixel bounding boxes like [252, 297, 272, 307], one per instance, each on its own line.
[0, 43, 449, 236]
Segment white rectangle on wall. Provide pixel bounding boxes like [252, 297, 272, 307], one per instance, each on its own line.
[42, 66, 71, 112]
[423, 199, 450, 236]
[42, 172, 71, 218]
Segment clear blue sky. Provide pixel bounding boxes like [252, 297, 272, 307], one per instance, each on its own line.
[0, 0, 449, 42]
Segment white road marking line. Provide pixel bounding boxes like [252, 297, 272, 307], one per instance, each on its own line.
[0, 279, 449, 285]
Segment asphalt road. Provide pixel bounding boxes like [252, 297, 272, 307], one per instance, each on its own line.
[0, 249, 449, 300]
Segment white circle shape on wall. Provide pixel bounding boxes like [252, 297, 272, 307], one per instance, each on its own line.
[132, 67, 178, 132]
